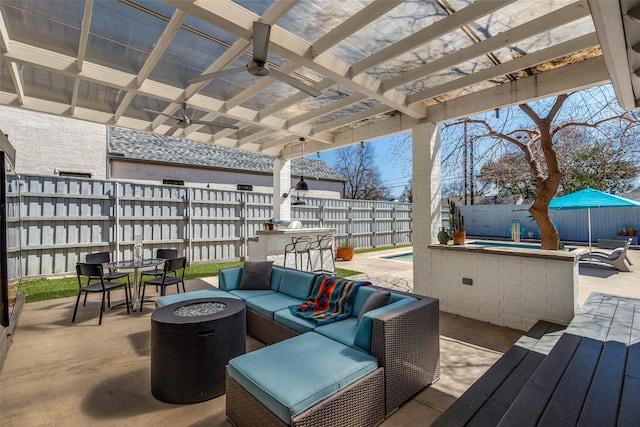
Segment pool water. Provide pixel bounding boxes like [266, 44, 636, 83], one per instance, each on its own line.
[385, 241, 575, 262]
[386, 253, 413, 261]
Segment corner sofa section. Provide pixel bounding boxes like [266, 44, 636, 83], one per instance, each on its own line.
[156, 265, 440, 423]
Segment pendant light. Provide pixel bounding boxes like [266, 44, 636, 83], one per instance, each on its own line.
[295, 138, 308, 192]
[291, 137, 308, 205]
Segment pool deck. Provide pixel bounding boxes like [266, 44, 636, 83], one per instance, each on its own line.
[2, 244, 640, 426]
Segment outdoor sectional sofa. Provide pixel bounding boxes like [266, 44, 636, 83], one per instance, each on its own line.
[156, 264, 440, 426]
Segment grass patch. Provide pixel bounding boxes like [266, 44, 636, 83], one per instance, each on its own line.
[20, 260, 361, 303]
[355, 243, 412, 255]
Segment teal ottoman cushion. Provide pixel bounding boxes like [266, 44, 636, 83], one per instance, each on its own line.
[227, 332, 378, 424]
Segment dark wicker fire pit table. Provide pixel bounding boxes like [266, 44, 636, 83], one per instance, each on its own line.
[151, 297, 246, 404]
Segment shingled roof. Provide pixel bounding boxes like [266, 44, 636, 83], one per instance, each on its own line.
[108, 127, 344, 182]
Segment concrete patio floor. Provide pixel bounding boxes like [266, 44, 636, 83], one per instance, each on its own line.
[2, 245, 639, 426]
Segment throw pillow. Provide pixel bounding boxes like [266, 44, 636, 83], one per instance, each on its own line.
[357, 289, 391, 324]
[239, 260, 273, 290]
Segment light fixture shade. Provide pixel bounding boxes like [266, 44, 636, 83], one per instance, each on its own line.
[291, 197, 306, 206]
[295, 176, 308, 191]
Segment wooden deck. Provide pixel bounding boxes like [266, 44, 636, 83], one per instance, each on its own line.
[434, 292, 640, 426]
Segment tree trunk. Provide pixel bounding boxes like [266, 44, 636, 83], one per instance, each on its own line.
[529, 199, 559, 250]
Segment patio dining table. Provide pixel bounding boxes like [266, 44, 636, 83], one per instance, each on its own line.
[107, 259, 164, 311]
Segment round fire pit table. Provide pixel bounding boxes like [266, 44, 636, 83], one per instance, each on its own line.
[151, 297, 246, 404]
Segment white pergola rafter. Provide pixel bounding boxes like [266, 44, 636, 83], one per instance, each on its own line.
[0, 0, 634, 161]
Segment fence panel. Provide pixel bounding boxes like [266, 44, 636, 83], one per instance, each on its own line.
[5, 175, 413, 280]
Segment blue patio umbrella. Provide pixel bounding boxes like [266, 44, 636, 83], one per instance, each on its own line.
[549, 188, 640, 250]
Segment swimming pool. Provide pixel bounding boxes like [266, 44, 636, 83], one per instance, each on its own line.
[385, 253, 413, 262]
[384, 241, 575, 262]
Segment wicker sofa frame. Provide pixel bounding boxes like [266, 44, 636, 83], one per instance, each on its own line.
[242, 286, 441, 416]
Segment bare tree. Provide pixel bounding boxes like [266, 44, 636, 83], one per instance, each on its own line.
[445, 87, 640, 250]
[334, 143, 391, 200]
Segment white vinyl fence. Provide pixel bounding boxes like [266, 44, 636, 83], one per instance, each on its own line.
[5, 174, 412, 280]
[458, 204, 640, 243]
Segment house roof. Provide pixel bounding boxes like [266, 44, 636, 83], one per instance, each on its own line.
[108, 127, 344, 182]
[0, 1, 632, 160]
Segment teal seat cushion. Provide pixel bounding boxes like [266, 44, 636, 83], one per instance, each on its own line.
[245, 293, 304, 320]
[273, 308, 316, 334]
[277, 269, 316, 299]
[155, 288, 238, 308]
[227, 332, 378, 424]
[228, 289, 275, 301]
[313, 317, 359, 348]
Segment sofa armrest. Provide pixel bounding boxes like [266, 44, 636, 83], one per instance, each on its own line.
[371, 296, 440, 415]
[219, 267, 243, 291]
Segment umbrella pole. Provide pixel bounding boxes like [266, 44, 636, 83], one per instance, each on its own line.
[588, 207, 592, 252]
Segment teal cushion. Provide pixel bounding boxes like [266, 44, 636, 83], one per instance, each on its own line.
[273, 308, 316, 334]
[155, 288, 239, 308]
[270, 266, 286, 291]
[228, 289, 275, 301]
[354, 297, 417, 352]
[278, 269, 316, 299]
[313, 317, 359, 348]
[219, 267, 243, 291]
[227, 332, 378, 424]
[245, 293, 304, 320]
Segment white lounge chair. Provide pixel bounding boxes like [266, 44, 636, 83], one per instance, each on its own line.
[579, 238, 633, 272]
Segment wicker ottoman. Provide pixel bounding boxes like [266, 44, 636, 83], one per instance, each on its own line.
[226, 332, 385, 426]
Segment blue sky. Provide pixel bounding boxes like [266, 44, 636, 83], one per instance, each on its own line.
[316, 134, 412, 199]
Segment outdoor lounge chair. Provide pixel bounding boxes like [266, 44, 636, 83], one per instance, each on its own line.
[579, 238, 633, 272]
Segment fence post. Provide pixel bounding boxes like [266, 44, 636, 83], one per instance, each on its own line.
[114, 183, 120, 262]
[187, 188, 193, 264]
[241, 192, 247, 260]
[371, 205, 377, 248]
[392, 204, 397, 245]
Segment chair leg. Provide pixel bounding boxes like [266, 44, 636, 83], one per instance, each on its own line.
[83, 292, 88, 306]
[123, 285, 130, 314]
[99, 292, 106, 325]
[72, 291, 82, 323]
[139, 281, 147, 312]
[181, 280, 186, 293]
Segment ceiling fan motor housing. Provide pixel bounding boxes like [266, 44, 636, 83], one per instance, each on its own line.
[247, 61, 269, 76]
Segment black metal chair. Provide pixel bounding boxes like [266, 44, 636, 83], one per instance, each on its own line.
[139, 249, 179, 290]
[86, 251, 131, 299]
[73, 263, 130, 325]
[139, 256, 187, 312]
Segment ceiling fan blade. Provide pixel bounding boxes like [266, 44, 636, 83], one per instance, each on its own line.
[142, 108, 181, 120]
[190, 119, 240, 130]
[165, 124, 181, 136]
[252, 22, 271, 64]
[186, 67, 247, 84]
[269, 69, 322, 97]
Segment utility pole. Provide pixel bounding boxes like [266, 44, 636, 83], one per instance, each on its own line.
[463, 120, 468, 205]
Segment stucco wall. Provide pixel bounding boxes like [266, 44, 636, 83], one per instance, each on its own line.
[426, 245, 579, 331]
[0, 105, 106, 177]
[109, 159, 343, 198]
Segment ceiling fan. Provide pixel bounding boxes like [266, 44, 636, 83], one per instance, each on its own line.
[186, 22, 322, 97]
[143, 102, 239, 136]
